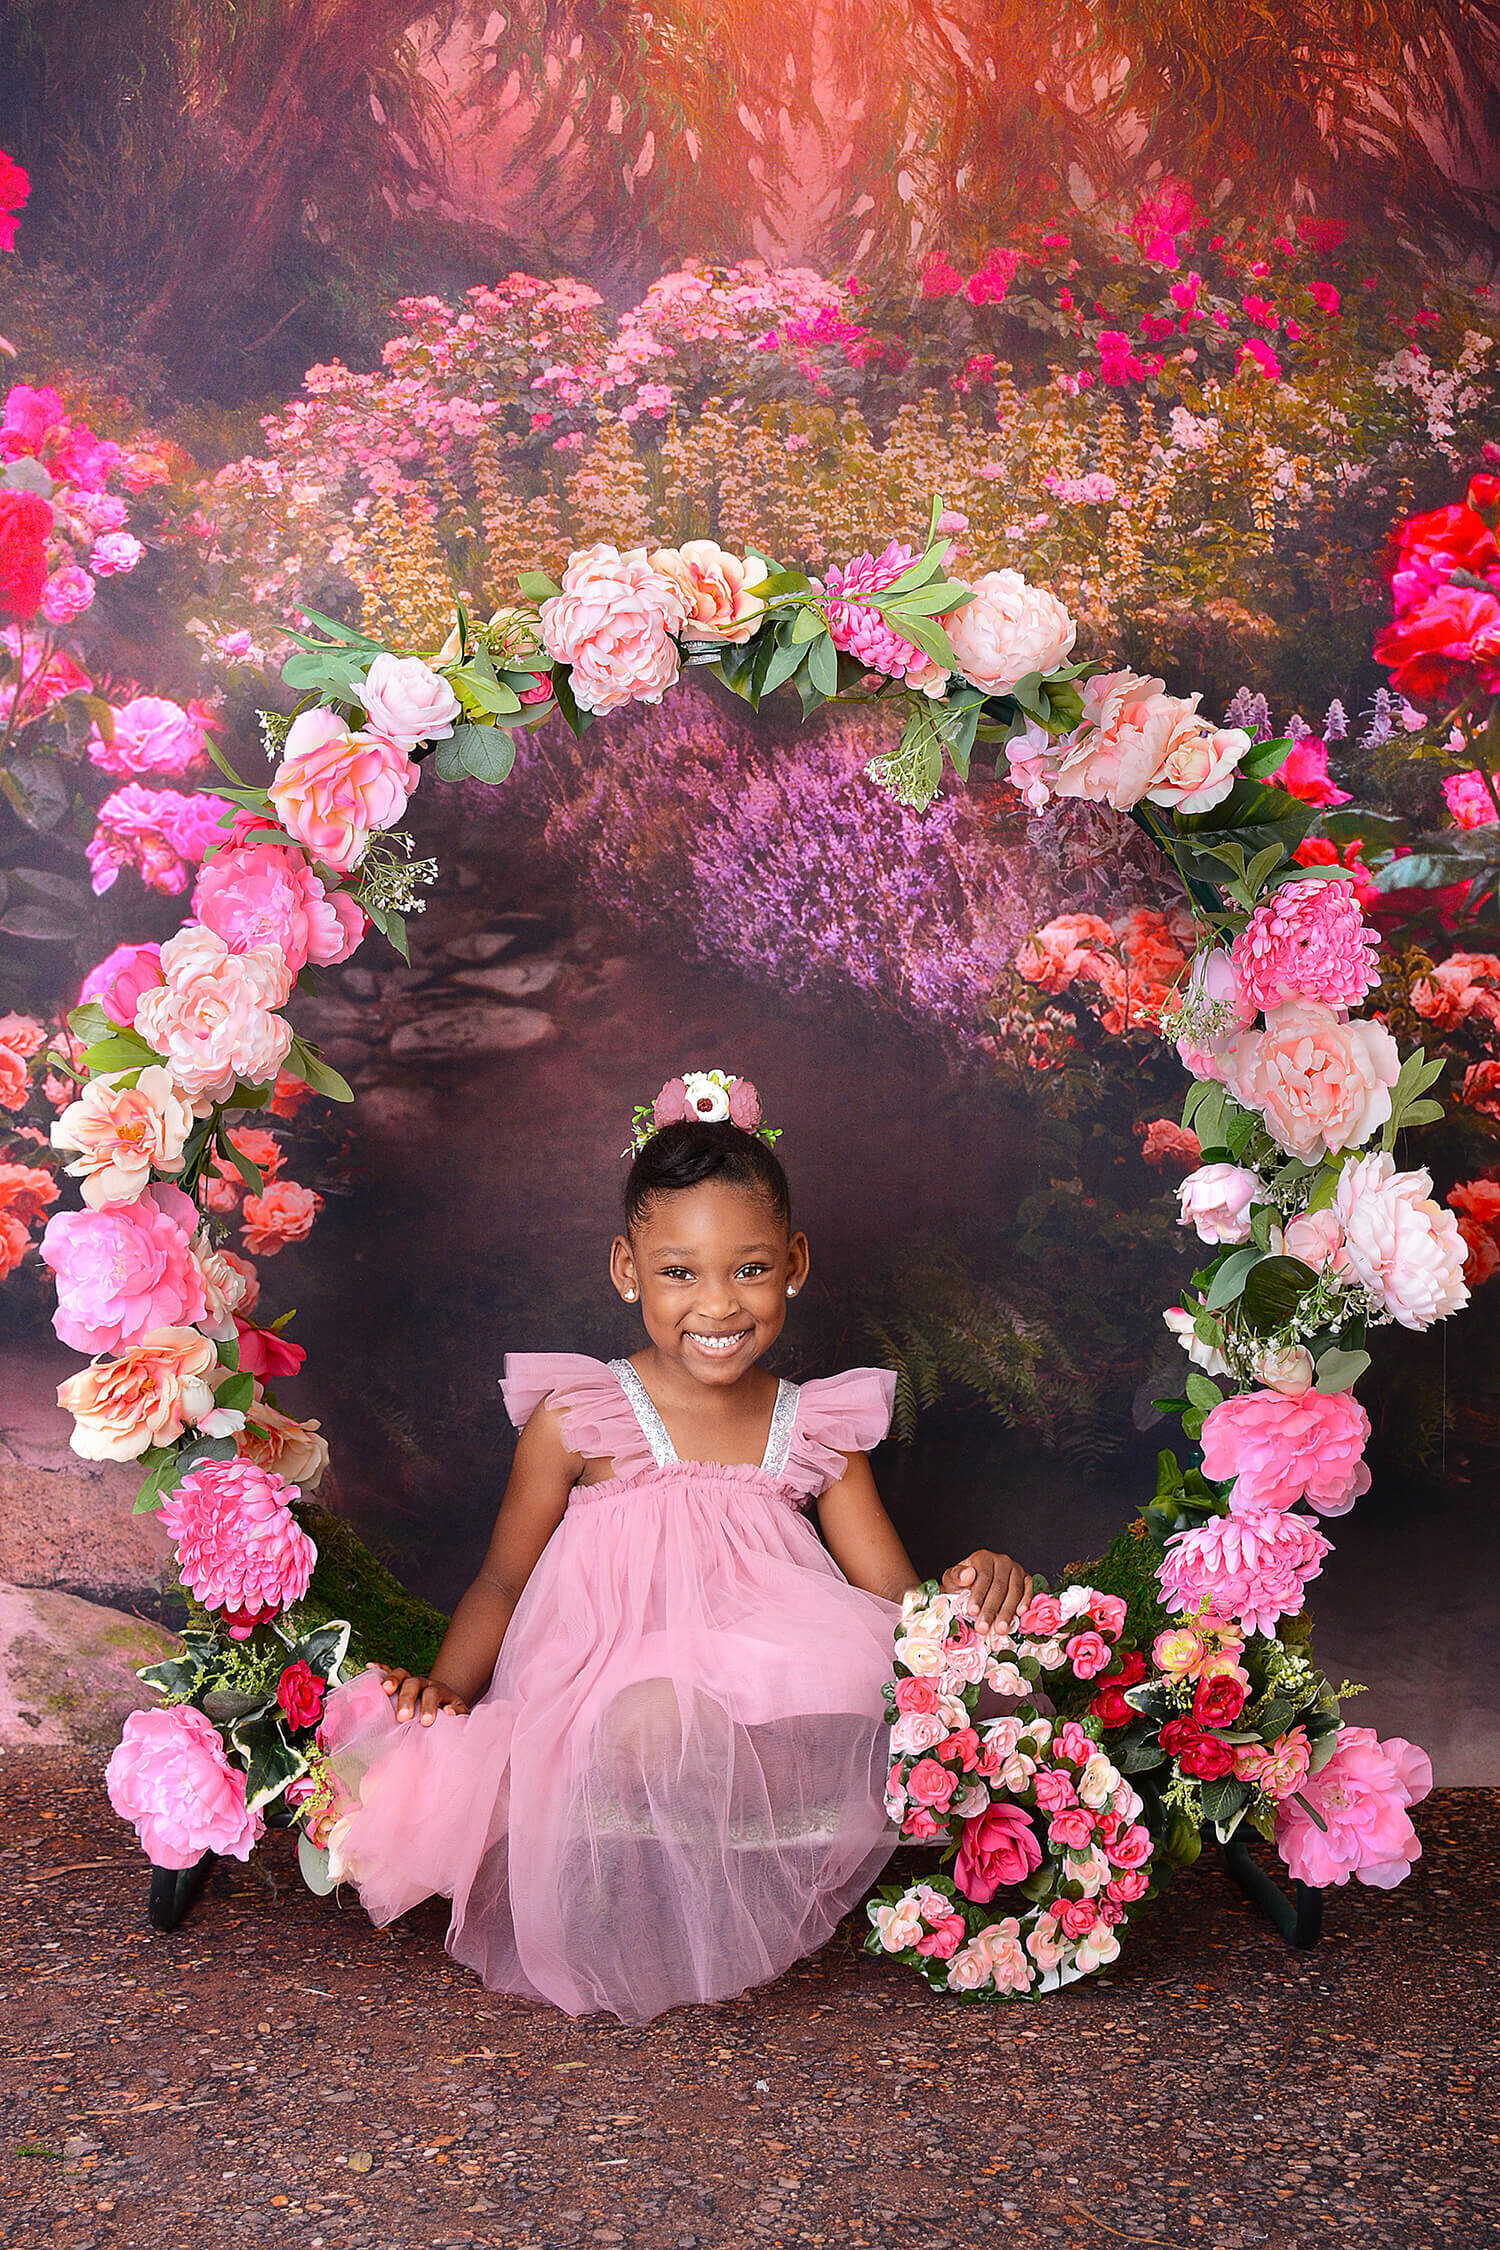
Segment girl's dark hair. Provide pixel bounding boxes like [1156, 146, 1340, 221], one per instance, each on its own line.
[624, 1120, 791, 1233]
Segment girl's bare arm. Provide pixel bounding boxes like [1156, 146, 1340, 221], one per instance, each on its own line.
[816, 1453, 1031, 1626]
[381, 1404, 579, 1723]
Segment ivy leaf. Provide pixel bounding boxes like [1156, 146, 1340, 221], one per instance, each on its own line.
[229, 1707, 306, 1811]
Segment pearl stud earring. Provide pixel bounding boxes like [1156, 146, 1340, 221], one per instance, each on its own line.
[786, 1286, 797, 1298]
[624, 1288, 637, 1301]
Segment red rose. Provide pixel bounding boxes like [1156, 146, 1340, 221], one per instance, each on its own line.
[234, 1315, 306, 1382]
[954, 1803, 1043, 1903]
[275, 1657, 325, 1730]
[1089, 1684, 1138, 1729]
[1158, 1716, 1202, 1758]
[1393, 499, 1499, 580]
[1193, 1672, 1249, 1728]
[0, 489, 53, 617]
[1177, 1733, 1236, 1781]
[1372, 584, 1500, 702]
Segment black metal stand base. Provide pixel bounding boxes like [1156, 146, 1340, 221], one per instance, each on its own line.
[1222, 1832, 1323, 1946]
[147, 1852, 218, 1932]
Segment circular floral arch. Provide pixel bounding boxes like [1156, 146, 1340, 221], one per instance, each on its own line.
[42, 501, 1456, 1998]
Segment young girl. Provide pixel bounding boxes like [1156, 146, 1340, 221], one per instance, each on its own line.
[316, 1072, 1030, 2024]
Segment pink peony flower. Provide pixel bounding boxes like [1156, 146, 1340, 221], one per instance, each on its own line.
[357, 652, 461, 750]
[79, 940, 163, 1025]
[1176, 1161, 1258, 1244]
[89, 530, 144, 576]
[41, 1183, 207, 1354]
[50, 1065, 194, 1207]
[134, 924, 294, 1108]
[268, 707, 420, 873]
[728, 1076, 762, 1128]
[106, 1705, 264, 1869]
[1199, 1388, 1372, 1516]
[647, 541, 766, 645]
[822, 541, 939, 687]
[192, 840, 365, 974]
[1054, 672, 1248, 814]
[539, 542, 687, 715]
[1275, 1727, 1432, 1889]
[652, 1076, 690, 1126]
[1158, 1505, 1332, 1636]
[240, 1179, 323, 1256]
[157, 1457, 316, 1638]
[1234, 1724, 1312, 1800]
[56, 1327, 220, 1461]
[1334, 1152, 1470, 1329]
[1231, 879, 1380, 1012]
[39, 563, 95, 623]
[942, 568, 1076, 695]
[954, 1802, 1043, 1902]
[1282, 1205, 1348, 1274]
[87, 695, 207, 779]
[1226, 1000, 1400, 1160]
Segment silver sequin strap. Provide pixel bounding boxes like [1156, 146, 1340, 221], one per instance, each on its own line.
[761, 1379, 800, 1480]
[608, 1359, 679, 1469]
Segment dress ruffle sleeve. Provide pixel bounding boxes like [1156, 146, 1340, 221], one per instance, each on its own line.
[499, 1353, 655, 1477]
[784, 1367, 897, 1497]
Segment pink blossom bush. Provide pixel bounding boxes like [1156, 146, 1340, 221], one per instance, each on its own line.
[1333, 1152, 1470, 1329]
[539, 543, 687, 715]
[1226, 1001, 1401, 1160]
[157, 1458, 316, 1638]
[87, 695, 207, 779]
[268, 707, 420, 873]
[1230, 878, 1381, 1012]
[1158, 1506, 1332, 1636]
[1199, 1388, 1373, 1517]
[1275, 1728, 1432, 1888]
[41, 1182, 207, 1354]
[106, 1705, 265, 1869]
[191, 840, 365, 974]
[134, 925, 294, 1107]
[86, 786, 234, 897]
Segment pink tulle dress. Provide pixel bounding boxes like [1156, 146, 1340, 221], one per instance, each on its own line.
[318, 1354, 902, 2024]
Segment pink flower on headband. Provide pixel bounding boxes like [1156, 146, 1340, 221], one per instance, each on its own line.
[729, 1078, 762, 1128]
[653, 1076, 689, 1126]
[636, 1069, 771, 1151]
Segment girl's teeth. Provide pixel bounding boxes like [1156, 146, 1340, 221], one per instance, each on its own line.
[691, 1332, 745, 1353]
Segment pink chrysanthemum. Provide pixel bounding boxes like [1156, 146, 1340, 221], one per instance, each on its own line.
[157, 1458, 316, 1638]
[1231, 878, 1380, 1012]
[822, 541, 932, 683]
[1157, 1505, 1332, 1637]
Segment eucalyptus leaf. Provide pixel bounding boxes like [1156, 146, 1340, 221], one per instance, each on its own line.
[453, 723, 517, 785]
[1314, 1347, 1371, 1394]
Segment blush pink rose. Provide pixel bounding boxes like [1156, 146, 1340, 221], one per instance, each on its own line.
[891, 1711, 948, 1756]
[134, 924, 294, 1108]
[1032, 1768, 1077, 1811]
[157, 1457, 316, 1638]
[106, 1705, 264, 1869]
[1176, 1161, 1258, 1244]
[1334, 1151, 1470, 1329]
[647, 541, 766, 645]
[42, 1183, 208, 1353]
[1200, 1387, 1372, 1517]
[79, 940, 163, 1025]
[1053, 673, 1246, 813]
[1048, 1806, 1096, 1850]
[240, 1178, 323, 1256]
[192, 840, 366, 973]
[50, 1065, 194, 1207]
[1282, 1206, 1348, 1273]
[357, 652, 460, 750]
[1275, 1727, 1432, 1888]
[894, 1674, 943, 1715]
[237, 1397, 327, 1489]
[268, 707, 420, 874]
[539, 542, 687, 715]
[56, 1326, 220, 1460]
[942, 568, 1076, 695]
[954, 1802, 1043, 1902]
[902, 1804, 944, 1840]
[1226, 1000, 1401, 1160]
[87, 695, 206, 779]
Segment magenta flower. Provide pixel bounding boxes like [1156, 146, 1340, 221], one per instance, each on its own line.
[822, 542, 937, 686]
[41, 1183, 208, 1354]
[106, 1705, 264, 1869]
[78, 940, 163, 1025]
[1231, 878, 1381, 1012]
[1158, 1505, 1332, 1636]
[39, 563, 95, 623]
[1275, 1727, 1432, 1889]
[88, 530, 144, 576]
[157, 1458, 316, 1638]
[87, 695, 207, 779]
[1199, 1388, 1372, 1518]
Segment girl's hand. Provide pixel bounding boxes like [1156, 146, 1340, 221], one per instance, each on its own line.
[378, 1665, 470, 1726]
[942, 1551, 1032, 1630]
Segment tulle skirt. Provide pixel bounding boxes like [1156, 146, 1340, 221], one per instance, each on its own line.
[319, 1464, 900, 2024]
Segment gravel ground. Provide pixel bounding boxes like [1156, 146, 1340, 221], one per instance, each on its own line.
[2, 1753, 1495, 2250]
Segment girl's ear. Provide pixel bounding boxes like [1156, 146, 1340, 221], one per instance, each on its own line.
[786, 1230, 811, 1296]
[610, 1233, 640, 1304]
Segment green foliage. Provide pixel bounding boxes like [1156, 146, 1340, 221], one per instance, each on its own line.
[297, 1503, 449, 1676]
[1061, 1516, 1174, 1651]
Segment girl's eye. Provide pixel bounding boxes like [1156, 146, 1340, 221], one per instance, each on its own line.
[737, 1264, 769, 1279]
[660, 1266, 693, 1281]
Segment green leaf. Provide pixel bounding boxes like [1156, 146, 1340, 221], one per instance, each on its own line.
[214, 1125, 263, 1195]
[215, 1369, 256, 1414]
[280, 647, 373, 699]
[1397, 1098, 1445, 1131]
[550, 666, 593, 741]
[83, 1031, 161, 1075]
[1184, 1370, 1223, 1413]
[789, 603, 827, 645]
[137, 1630, 219, 1700]
[453, 669, 522, 719]
[757, 632, 808, 699]
[131, 1448, 183, 1515]
[204, 734, 251, 789]
[283, 1034, 354, 1104]
[1237, 736, 1293, 781]
[66, 1001, 115, 1044]
[1241, 1255, 1318, 1331]
[1204, 1247, 1262, 1312]
[291, 607, 383, 648]
[429, 736, 468, 781]
[1314, 1346, 1371, 1394]
[229, 1707, 306, 1811]
[451, 723, 517, 785]
[806, 631, 838, 697]
[516, 570, 561, 603]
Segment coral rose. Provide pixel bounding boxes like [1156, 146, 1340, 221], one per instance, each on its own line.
[239, 1398, 328, 1488]
[1234, 1725, 1312, 1800]
[954, 1803, 1043, 1902]
[1176, 1161, 1258, 1244]
[268, 706, 420, 874]
[134, 924, 294, 1108]
[106, 1705, 264, 1870]
[1015, 912, 1114, 994]
[648, 540, 766, 644]
[240, 1178, 323, 1255]
[1138, 1118, 1201, 1169]
[1334, 1152, 1470, 1330]
[86, 695, 206, 780]
[1275, 1727, 1432, 1888]
[50, 1066, 194, 1207]
[539, 542, 687, 716]
[42, 1184, 207, 1354]
[57, 1327, 220, 1461]
[79, 940, 163, 1026]
[942, 568, 1076, 695]
[0, 1009, 45, 1108]
[157, 1457, 316, 1638]
[1200, 1387, 1372, 1517]
[357, 652, 460, 750]
[1226, 1000, 1400, 1159]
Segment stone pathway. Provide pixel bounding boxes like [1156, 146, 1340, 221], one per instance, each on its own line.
[1, 1753, 1494, 2250]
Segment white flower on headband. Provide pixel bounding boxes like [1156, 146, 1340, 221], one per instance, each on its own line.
[681, 1069, 732, 1123]
[626, 1068, 779, 1155]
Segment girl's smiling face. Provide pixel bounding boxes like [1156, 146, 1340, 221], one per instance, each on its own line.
[612, 1181, 810, 1383]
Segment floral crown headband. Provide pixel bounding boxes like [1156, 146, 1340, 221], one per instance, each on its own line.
[627, 1068, 782, 1156]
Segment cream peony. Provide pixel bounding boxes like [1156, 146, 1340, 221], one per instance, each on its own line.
[357, 652, 461, 749]
[51, 1066, 194, 1207]
[539, 542, 687, 715]
[57, 1327, 220, 1460]
[1334, 1152, 1470, 1329]
[1226, 1000, 1401, 1160]
[133, 924, 294, 1109]
[942, 569, 1076, 694]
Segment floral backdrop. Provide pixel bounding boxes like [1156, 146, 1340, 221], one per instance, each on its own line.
[1, 2, 1498, 1771]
